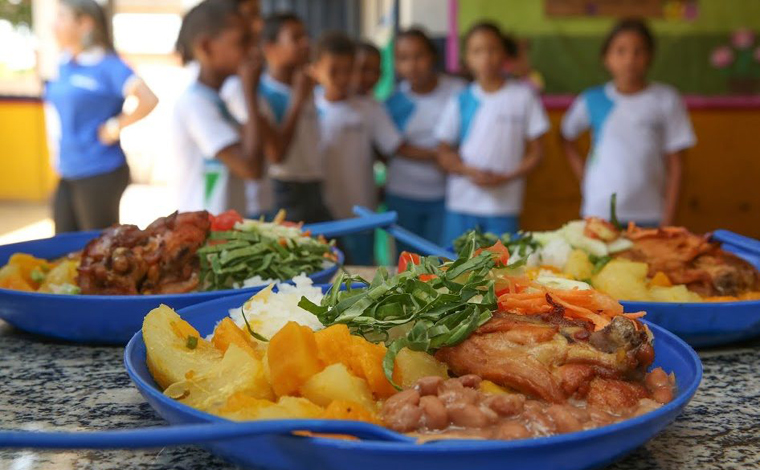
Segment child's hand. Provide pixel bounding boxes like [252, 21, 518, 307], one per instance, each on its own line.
[97, 117, 121, 145]
[470, 170, 514, 187]
[437, 149, 464, 173]
[292, 66, 315, 104]
[239, 48, 264, 96]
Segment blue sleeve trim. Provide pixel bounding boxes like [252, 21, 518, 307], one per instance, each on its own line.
[583, 86, 614, 146]
[258, 82, 290, 124]
[458, 86, 481, 143]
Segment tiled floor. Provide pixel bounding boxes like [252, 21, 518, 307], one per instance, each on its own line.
[0, 184, 174, 245]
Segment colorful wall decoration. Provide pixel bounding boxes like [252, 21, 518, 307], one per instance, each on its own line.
[456, 0, 760, 95]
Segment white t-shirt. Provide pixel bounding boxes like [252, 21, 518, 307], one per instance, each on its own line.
[220, 75, 274, 216]
[385, 75, 466, 200]
[259, 73, 323, 182]
[316, 93, 403, 219]
[561, 82, 696, 222]
[171, 81, 246, 215]
[436, 81, 550, 216]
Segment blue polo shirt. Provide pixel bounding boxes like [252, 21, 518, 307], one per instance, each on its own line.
[45, 49, 135, 180]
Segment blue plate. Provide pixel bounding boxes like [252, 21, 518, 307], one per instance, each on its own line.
[125, 290, 702, 470]
[0, 231, 342, 344]
[621, 299, 760, 348]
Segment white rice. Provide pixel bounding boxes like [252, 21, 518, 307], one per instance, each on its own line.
[225, 274, 325, 341]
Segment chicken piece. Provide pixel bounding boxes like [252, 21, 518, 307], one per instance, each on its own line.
[618, 225, 760, 297]
[435, 312, 653, 404]
[77, 211, 210, 295]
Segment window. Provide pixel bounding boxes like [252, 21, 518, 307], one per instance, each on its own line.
[0, 0, 39, 96]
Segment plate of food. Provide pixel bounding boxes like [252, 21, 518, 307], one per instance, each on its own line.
[0, 210, 343, 344]
[125, 236, 701, 470]
[451, 218, 760, 347]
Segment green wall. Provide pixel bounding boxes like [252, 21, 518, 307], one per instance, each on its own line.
[458, 0, 760, 94]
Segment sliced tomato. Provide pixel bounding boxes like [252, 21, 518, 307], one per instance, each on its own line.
[474, 240, 510, 267]
[210, 210, 243, 231]
[397, 251, 421, 273]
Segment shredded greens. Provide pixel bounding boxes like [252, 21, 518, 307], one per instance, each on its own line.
[299, 234, 497, 389]
[610, 192, 622, 230]
[453, 228, 539, 260]
[197, 223, 334, 291]
[589, 254, 612, 274]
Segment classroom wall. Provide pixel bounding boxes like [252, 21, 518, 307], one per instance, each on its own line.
[0, 99, 55, 201]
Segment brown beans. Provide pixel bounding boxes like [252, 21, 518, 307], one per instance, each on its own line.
[381, 389, 422, 433]
[415, 376, 443, 396]
[448, 404, 489, 428]
[652, 387, 673, 404]
[458, 374, 483, 388]
[546, 405, 582, 433]
[645, 368, 674, 404]
[419, 395, 448, 430]
[493, 421, 531, 440]
[484, 394, 525, 417]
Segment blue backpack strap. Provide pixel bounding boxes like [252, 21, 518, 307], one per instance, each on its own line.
[458, 86, 481, 143]
[384, 91, 416, 132]
[583, 85, 614, 146]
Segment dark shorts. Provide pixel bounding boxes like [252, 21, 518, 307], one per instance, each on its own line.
[272, 179, 332, 224]
[53, 165, 130, 233]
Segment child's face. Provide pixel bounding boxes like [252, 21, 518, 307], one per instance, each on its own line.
[352, 50, 381, 96]
[265, 20, 310, 68]
[395, 37, 435, 89]
[199, 15, 252, 78]
[314, 53, 354, 100]
[465, 30, 507, 81]
[604, 31, 651, 85]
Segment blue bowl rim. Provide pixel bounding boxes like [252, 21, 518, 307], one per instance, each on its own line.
[621, 298, 760, 308]
[0, 231, 344, 301]
[124, 302, 703, 452]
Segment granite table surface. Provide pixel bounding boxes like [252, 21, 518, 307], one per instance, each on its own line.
[0, 267, 758, 470]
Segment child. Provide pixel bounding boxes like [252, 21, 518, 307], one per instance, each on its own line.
[219, 0, 274, 219]
[436, 22, 549, 245]
[259, 13, 331, 223]
[561, 19, 695, 227]
[171, 0, 266, 214]
[311, 32, 404, 265]
[385, 28, 465, 249]
[352, 41, 382, 97]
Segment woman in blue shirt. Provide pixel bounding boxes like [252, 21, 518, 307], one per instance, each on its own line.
[46, 0, 158, 233]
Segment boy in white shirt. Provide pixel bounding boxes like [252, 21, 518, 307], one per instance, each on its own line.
[436, 22, 549, 246]
[171, 0, 266, 215]
[258, 13, 331, 223]
[561, 19, 695, 226]
[311, 32, 404, 265]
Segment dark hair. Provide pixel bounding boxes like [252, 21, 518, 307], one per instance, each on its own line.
[396, 27, 438, 57]
[357, 41, 381, 59]
[601, 18, 655, 56]
[314, 31, 356, 59]
[261, 12, 303, 44]
[176, 0, 241, 65]
[61, 0, 113, 51]
[463, 21, 517, 57]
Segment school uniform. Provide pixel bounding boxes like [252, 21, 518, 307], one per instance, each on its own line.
[171, 81, 246, 215]
[316, 92, 403, 265]
[258, 73, 331, 224]
[45, 48, 134, 233]
[561, 82, 696, 225]
[435, 81, 549, 245]
[221, 76, 275, 219]
[384, 75, 466, 248]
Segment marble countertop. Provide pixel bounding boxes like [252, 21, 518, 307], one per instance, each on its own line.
[0, 268, 758, 469]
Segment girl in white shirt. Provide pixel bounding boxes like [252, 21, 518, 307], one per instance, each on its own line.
[561, 19, 696, 227]
[436, 22, 549, 246]
[385, 28, 466, 248]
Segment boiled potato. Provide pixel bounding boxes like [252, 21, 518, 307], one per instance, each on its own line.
[592, 259, 650, 301]
[322, 400, 381, 425]
[143, 304, 222, 389]
[650, 285, 701, 303]
[218, 394, 323, 421]
[563, 249, 594, 281]
[268, 322, 323, 397]
[163, 343, 274, 411]
[300, 363, 376, 411]
[394, 348, 449, 389]
[38, 260, 79, 293]
[211, 317, 262, 358]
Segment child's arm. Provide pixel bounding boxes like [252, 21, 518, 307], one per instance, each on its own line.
[662, 150, 684, 226]
[470, 136, 545, 187]
[561, 135, 585, 182]
[396, 144, 437, 161]
[215, 55, 265, 179]
[436, 143, 478, 177]
[264, 67, 314, 164]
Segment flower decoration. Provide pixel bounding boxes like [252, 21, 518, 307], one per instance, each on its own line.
[710, 46, 735, 69]
[731, 28, 755, 50]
